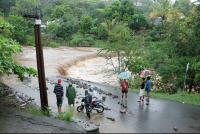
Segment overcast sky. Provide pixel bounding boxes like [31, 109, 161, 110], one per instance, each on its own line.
[171, 0, 197, 3]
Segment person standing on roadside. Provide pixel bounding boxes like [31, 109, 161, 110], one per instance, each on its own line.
[145, 76, 152, 105]
[66, 83, 76, 107]
[54, 79, 64, 113]
[138, 77, 145, 102]
[120, 79, 129, 108]
[84, 90, 92, 119]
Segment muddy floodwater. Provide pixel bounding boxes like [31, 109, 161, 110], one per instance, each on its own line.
[14, 46, 118, 86]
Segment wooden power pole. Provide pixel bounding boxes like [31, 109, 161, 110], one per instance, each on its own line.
[34, 19, 49, 111]
[24, 14, 48, 111]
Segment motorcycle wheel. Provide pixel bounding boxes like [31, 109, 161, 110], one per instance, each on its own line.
[96, 105, 104, 113]
[77, 105, 84, 112]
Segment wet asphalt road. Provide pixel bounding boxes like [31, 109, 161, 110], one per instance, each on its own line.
[71, 78, 200, 133]
[2, 76, 200, 133]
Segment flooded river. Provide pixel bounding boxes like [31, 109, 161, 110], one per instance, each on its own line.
[14, 46, 118, 86]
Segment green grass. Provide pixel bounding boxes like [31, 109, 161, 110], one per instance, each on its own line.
[56, 108, 74, 122]
[151, 91, 200, 106]
[25, 106, 51, 116]
[93, 40, 108, 48]
[130, 88, 200, 106]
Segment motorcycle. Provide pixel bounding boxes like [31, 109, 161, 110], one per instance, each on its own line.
[77, 98, 105, 118]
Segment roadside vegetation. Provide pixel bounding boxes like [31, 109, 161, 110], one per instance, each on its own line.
[25, 105, 51, 116]
[131, 88, 200, 106]
[56, 108, 74, 122]
[0, 0, 199, 105]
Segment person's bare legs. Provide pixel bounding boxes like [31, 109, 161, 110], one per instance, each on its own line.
[58, 106, 61, 113]
[138, 96, 142, 102]
[125, 93, 127, 108]
[121, 93, 124, 106]
[146, 92, 150, 105]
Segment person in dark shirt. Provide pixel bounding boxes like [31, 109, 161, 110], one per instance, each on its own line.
[84, 90, 92, 119]
[145, 76, 152, 105]
[54, 79, 64, 113]
[138, 77, 145, 102]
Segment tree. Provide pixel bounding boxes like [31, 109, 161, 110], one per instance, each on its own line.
[128, 13, 147, 31]
[80, 16, 93, 34]
[51, 3, 71, 19]
[6, 15, 33, 45]
[10, 0, 40, 15]
[91, 25, 108, 40]
[174, 0, 192, 16]
[101, 21, 132, 73]
[0, 15, 36, 80]
[150, 0, 172, 22]
[145, 4, 200, 92]
[0, 0, 16, 16]
[104, 0, 135, 22]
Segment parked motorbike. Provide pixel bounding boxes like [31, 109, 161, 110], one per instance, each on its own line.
[77, 98, 105, 118]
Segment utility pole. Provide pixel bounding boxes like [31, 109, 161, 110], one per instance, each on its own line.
[24, 13, 48, 111]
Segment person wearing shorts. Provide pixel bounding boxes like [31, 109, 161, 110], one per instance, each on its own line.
[120, 79, 129, 108]
[145, 76, 152, 105]
[56, 97, 63, 107]
[138, 77, 145, 102]
[54, 79, 64, 113]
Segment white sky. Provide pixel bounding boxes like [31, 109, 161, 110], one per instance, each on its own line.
[171, 0, 197, 3]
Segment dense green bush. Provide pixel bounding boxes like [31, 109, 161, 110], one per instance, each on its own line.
[0, 15, 36, 80]
[6, 15, 33, 45]
[91, 25, 108, 40]
[80, 16, 93, 34]
[48, 41, 60, 48]
[128, 14, 147, 31]
[70, 33, 95, 47]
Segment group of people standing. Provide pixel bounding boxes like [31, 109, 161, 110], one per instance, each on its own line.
[53, 79, 93, 113]
[120, 76, 152, 107]
[53, 76, 152, 113]
[53, 79, 76, 113]
[137, 76, 152, 105]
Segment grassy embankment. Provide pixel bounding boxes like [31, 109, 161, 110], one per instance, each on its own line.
[131, 88, 200, 106]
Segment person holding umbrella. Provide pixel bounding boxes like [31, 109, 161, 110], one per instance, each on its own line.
[118, 69, 131, 109]
[120, 79, 129, 108]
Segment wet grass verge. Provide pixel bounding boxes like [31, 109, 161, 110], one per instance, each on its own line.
[56, 108, 74, 122]
[25, 105, 52, 116]
[131, 88, 200, 106]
